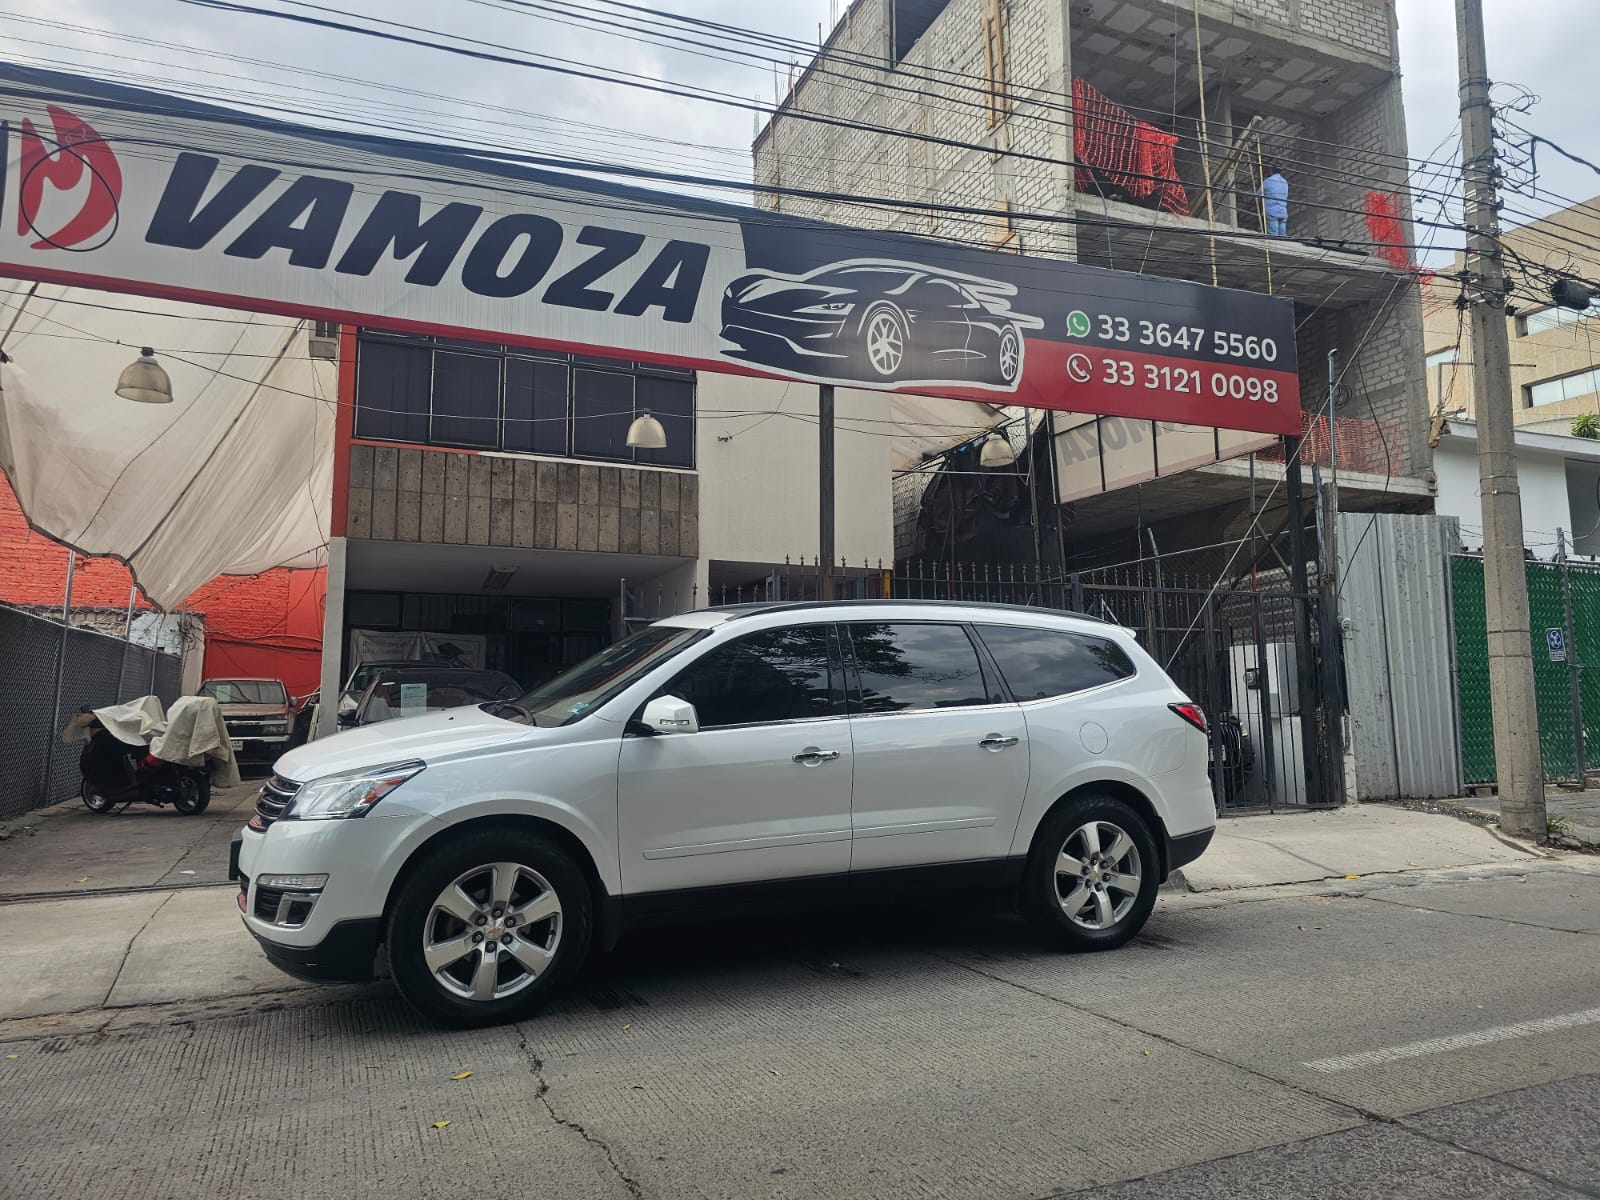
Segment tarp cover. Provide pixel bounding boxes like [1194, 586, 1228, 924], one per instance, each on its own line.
[62, 693, 241, 786]
[0, 285, 335, 610]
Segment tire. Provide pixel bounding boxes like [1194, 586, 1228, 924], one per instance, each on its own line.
[997, 326, 1021, 385]
[859, 303, 908, 378]
[1023, 793, 1160, 951]
[386, 829, 592, 1028]
[80, 779, 117, 814]
[174, 773, 210, 815]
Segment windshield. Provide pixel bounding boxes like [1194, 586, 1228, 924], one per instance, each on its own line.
[515, 625, 709, 727]
[356, 670, 522, 725]
[200, 680, 286, 705]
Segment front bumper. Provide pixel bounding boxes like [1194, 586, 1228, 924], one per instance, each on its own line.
[233, 805, 438, 982]
[247, 917, 382, 983]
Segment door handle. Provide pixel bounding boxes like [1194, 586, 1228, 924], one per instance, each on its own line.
[793, 748, 841, 765]
[978, 735, 1020, 751]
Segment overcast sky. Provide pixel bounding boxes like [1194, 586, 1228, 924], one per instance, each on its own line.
[12, 0, 1596, 262]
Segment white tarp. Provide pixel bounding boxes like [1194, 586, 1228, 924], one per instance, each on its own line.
[0, 284, 335, 609]
[61, 693, 241, 786]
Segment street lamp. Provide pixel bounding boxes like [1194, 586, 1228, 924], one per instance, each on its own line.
[626, 410, 666, 449]
[979, 431, 1017, 468]
[115, 347, 174, 404]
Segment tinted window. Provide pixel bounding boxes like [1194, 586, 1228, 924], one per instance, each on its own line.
[503, 358, 568, 454]
[847, 623, 991, 713]
[573, 368, 633, 458]
[975, 625, 1135, 700]
[634, 374, 694, 468]
[354, 340, 429, 442]
[431, 351, 501, 447]
[668, 627, 834, 728]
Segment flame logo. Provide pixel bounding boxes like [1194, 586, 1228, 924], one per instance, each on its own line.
[16, 104, 122, 251]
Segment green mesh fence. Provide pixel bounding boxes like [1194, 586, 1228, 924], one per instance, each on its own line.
[1452, 555, 1595, 785]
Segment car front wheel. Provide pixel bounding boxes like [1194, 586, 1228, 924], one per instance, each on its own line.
[387, 829, 592, 1027]
[1023, 793, 1159, 951]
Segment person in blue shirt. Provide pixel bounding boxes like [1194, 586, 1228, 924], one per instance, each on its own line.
[1262, 167, 1289, 237]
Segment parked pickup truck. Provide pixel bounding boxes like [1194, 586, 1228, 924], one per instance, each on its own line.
[199, 678, 294, 763]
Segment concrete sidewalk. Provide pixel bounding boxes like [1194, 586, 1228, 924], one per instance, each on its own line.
[0, 778, 260, 898]
[1454, 789, 1600, 851]
[1177, 803, 1539, 892]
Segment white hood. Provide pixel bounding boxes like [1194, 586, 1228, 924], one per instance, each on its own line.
[274, 705, 546, 781]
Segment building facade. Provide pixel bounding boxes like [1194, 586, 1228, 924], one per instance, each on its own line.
[757, 0, 1432, 562]
[318, 324, 896, 728]
[1424, 195, 1600, 436]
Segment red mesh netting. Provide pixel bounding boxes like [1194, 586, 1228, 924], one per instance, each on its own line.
[1073, 79, 1189, 216]
[1364, 190, 1430, 281]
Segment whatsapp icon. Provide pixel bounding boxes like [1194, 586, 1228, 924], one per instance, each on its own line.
[1066, 310, 1092, 338]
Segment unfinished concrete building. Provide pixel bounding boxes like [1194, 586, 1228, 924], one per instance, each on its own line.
[755, 0, 1432, 567]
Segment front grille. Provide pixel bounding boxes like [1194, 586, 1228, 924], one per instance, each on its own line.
[254, 775, 300, 829]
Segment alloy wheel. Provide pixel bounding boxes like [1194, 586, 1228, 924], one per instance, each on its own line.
[999, 329, 1020, 383]
[1053, 820, 1142, 930]
[423, 862, 563, 1002]
[866, 310, 905, 376]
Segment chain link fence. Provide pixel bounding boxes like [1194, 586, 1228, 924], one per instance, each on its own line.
[0, 603, 184, 821]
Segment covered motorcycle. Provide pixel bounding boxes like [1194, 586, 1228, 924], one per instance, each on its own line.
[61, 695, 240, 814]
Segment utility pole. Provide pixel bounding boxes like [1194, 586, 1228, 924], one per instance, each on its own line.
[1456, 0, 1546, 837]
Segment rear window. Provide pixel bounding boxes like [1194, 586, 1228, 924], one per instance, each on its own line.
[974, 625, 1135, 701]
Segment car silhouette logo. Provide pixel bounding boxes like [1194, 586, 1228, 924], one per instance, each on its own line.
[719, 258, 1043, 391]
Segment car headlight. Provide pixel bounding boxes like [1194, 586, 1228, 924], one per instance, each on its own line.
[798, 301, 855, 315]
[287, 762, 425, 820]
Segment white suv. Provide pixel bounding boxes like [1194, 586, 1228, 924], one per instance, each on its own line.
[232, 601, 1215, 1026]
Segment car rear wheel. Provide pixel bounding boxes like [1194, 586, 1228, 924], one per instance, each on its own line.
[387, 829, 592, 1027]
[1023, 793, 1159, 951]
[862, 305, 907, 377]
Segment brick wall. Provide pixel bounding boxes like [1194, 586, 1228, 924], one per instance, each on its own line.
[757, 0, 1076, 259]
[0, 475, 326, 694]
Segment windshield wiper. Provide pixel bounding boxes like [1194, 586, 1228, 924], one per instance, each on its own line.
[483, 700, 532, 724]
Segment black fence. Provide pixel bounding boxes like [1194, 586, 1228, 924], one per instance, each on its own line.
[618, 554, 1344, 813]
[892, 559, 1342, 811]
[0, 604, 184, 821]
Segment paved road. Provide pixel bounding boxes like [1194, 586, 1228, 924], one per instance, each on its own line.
[3, 860, 1598, 1199]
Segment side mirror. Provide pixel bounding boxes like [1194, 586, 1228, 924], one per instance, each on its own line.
[634, 695, 699, 736]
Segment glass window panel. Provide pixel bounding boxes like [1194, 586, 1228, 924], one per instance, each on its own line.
[847, 622, 989, 713]
[504, 358, 569, 454]
[354, 339, 430, 442]
[431, 351, 501, 447]
[573, 368, 634, 461]
[975, 625, 1135, 700]
[1528, 367, 1600, 408]
[668, 626, 835, 728]
[634, 375, 695, 468]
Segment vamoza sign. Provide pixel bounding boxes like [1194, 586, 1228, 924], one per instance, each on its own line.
[0, 66, 1302, 434]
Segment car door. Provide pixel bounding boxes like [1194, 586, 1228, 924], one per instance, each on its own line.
[843, 621, 1030, 871]
[616, 622, 853, 898]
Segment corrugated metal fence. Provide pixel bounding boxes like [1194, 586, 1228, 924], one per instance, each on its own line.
[0, 603, 184, 821]
[1337, 512, 1463, 800]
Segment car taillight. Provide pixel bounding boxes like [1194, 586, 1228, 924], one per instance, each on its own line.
[1169, 702, 1208, 734]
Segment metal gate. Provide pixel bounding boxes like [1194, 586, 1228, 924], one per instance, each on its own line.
[891, 559, 1343, 811]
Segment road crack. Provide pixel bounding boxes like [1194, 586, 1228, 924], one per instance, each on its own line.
[102, 891, 175, 1007]
[517, 1025, 643, 1199]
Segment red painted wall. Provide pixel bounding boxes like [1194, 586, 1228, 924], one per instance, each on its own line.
[0, 475, 326, 696]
